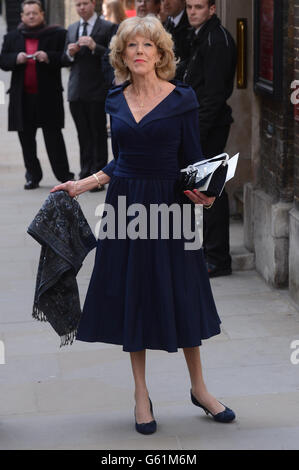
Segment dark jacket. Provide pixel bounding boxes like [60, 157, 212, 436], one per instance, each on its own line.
[62, 16, 117, 102]
[179, 14, 237, 143]
[27, 191, 97, 347]
[0, 26, 67, 131]
[164, 9, 191, 63]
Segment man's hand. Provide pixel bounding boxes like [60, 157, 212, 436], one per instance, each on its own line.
[77, 36, 96, 51]
[34, 51, 49, 63]
[68, 43, 81, 57]
[16, 52, 28, 64]
[184, 189, 216, 207]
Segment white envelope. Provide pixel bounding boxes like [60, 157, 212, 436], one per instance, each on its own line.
[181, 153, 239, 192]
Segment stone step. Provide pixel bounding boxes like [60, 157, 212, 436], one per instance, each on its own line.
[231, 246, 255, 271]
[234, 189, 244, 218]
[230, 216, 255, 271]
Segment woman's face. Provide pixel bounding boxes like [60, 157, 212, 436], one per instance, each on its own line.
[123, 34, 161, 77]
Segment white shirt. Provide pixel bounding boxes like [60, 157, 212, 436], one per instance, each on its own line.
[78, 12, 98, 37]
[171, 9, 185, 27]
[67, 12, 98, 61]
[195, 24, 204, 35]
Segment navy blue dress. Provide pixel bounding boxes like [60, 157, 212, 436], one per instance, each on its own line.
[75, 81, 221, 352]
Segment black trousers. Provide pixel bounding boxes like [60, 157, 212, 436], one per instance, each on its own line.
[70, 100, 108, 179]
[18, 93, 72, 183]
[201, 125, 232, 270]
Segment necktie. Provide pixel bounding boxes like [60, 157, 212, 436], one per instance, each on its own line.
[82, 21, 88, 36]
[167, 19, 175, 34]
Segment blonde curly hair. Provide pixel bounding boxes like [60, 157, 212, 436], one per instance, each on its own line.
[109, 16, 177, 83]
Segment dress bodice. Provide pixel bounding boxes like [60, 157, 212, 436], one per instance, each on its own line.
[102, 81, 204, 180]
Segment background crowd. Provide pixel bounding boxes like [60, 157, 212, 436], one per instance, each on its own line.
[0, 0, 237, 278]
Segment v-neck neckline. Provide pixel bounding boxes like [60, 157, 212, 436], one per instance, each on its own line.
[122, 84, 177, 125]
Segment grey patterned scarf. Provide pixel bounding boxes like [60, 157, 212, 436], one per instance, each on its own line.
[27, 191, 97, 347]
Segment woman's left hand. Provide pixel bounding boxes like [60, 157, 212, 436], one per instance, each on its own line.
[184, 189, 216, 207]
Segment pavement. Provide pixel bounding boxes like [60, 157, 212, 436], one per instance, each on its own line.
[0, 15, 299, 451]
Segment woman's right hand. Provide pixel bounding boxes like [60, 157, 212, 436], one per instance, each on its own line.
[50, 180, 78, 198]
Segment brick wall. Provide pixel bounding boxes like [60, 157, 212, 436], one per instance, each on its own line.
[294, 0, 299, 211]
[259, 0, 295, 204]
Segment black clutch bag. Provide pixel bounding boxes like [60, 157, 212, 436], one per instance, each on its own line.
[178, 154, 231, 197]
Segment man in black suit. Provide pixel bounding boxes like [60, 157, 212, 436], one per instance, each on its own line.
[163, 0, 190, 63]
[182, 0, 237, 277]
[0, 0, 74, 190]
[63, 0, 117, 191]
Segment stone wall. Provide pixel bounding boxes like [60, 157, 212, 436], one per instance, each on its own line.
[289, 0, 299, 305]
[46, 0, 65, 26]
[64, 0, 78, 27]
[294, 0, 299, 212]
[245, 0, 296, 289]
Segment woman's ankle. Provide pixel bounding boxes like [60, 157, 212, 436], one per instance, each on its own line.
[191, 383, 209, 398]
[134, 387, 149, 399]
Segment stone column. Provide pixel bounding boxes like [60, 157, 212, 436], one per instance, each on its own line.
[46, 0, 65, 26]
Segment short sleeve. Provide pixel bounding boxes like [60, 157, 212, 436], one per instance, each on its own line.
[178, 108, 203, 169]
[101, 116, 119, 177]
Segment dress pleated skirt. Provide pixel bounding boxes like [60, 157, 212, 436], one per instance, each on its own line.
[75, 175, 222, 352]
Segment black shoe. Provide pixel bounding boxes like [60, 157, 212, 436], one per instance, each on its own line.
[24, 180, 39, 190]
[134, 397, 157, 435]
[207, 263, 232, 278]
[59, 173, 75, 183]
[89, 184, 105, 192]
[190, 389, 236, 423]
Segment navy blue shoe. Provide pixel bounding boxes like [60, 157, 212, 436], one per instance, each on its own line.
[134, 397, 157, 434]
[190, 389, 235, 423]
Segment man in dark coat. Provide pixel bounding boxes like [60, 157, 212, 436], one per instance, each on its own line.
[181, 0, 237, 277]
[62, 0, 117, 191]
[0, 0, 74, 190]
[163, 0, 190, 64]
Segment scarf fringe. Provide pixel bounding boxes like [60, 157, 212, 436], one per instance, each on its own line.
[32, 304, 48, 322]
[33, 304, 77, 348]
[59, 330, 76, 348]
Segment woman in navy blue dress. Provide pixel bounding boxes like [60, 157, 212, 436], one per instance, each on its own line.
[51, 16, 235, 433]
